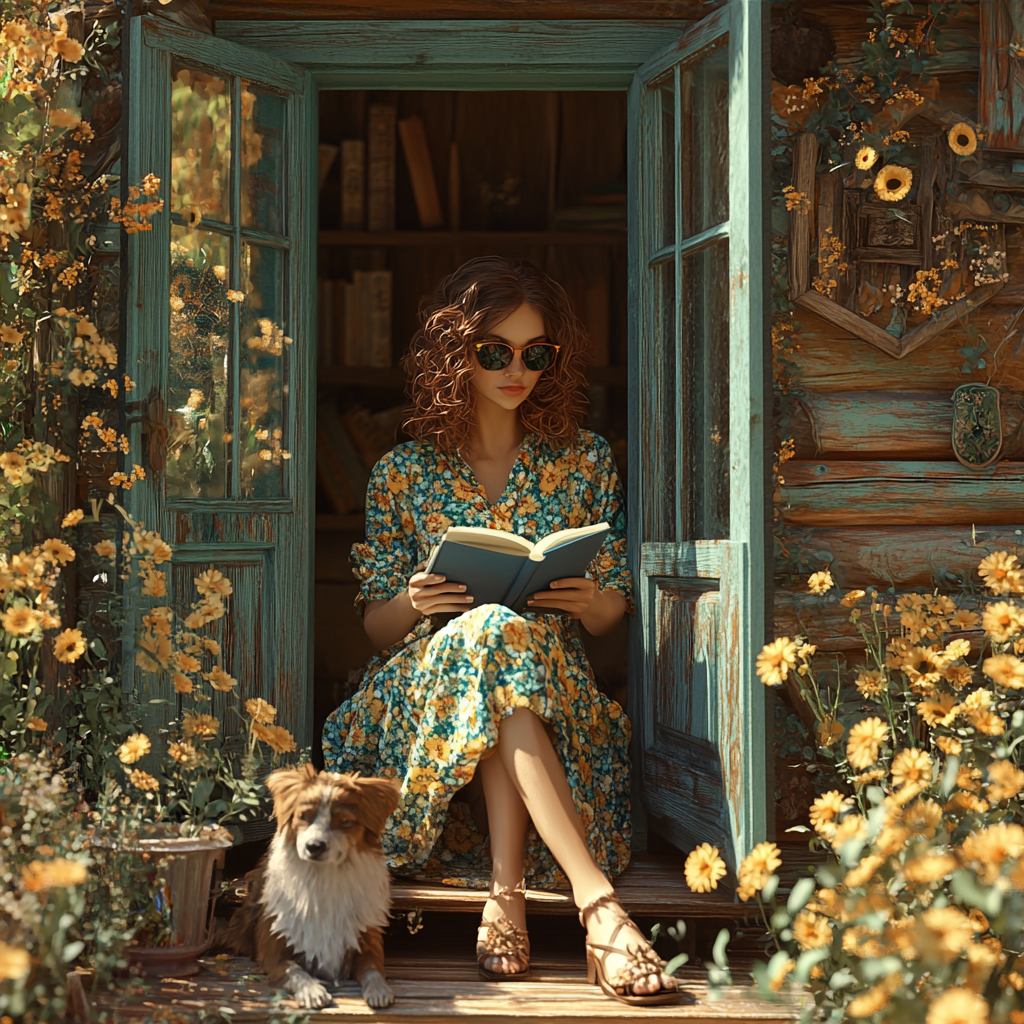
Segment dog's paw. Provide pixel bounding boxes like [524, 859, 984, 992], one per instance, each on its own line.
[291, 975, 334, 1009]
[361, 969, 394, 1008]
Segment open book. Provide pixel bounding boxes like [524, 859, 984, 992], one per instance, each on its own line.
[423, 523, 611, 614]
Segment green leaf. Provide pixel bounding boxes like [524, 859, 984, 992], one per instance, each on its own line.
[793, 947, 830, 984]
[950, 869, 1003, 917]
[787, 876, 815, 915]
[192, 777, 215, 810]
[663, 953, 689, 976]
[712, 928, 730, 969]
[761, 873, 780, 903]
[62, 940, 85, 962]
[861, 955, 902, 982]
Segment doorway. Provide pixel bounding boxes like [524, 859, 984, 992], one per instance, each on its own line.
[311, 89, 632, 762]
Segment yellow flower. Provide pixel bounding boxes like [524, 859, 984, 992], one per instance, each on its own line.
[971, 710, 1006, 736]
[245, 697, 277, 724]
[904, 798, 943, 837]
[901, 647, 943, 693]
[61, 509, 84, 527]
[848, 974, 901, 1017]
[204, 665, 237, 692]
[935, 735, 962, 756]
[854, 669, 886, 696]
[986, 759, 1024, 803]
[807, 570, 833, 595]
[168, 742, 200, 769]
[25, 717, 47, 731]
[853, 768, 887, 787]
[874, 164, 913, 202]
[53, 628, 86, 664]
[94, 539, 116, 559]
[2, 604, 42, 636]
[809, 790, 850, 838]
[41, 538, 75, 565]
[903, 852, 957, 885]
[855, 145, 878, 170]
[842, 925, 890, 959]
[183, 713, 219, 738]
[915, 692, 957, 727]
[195, 568, 233, 597]
[891, 748, 932, 792]
[844, 853, 886, 888]
[792, 910, 832, 950]
[846, 717, 889, 770]
[942, 638, 972, 661]
[756, 637, 797, 686]
[949, 609, 981, 630]
[684, 843, 727, 893]
[128, 769, 160, 792]
[0, 941, 30, 981]
[943, 664, 974, 689]
[252, 723, 296, 754]
[959, 822, 1024, 883]
[841, 589, 866, 607]
[173, 672, 193, 694]
[21, 857, 87, 891]
[983, 653, 1024, 689]
[736, 841, 782, 901]
[978, 551, 1022, 595]
[946, 123, 979, 158]
[832, 815, 867, 847]
[921, 906, 976, 964]
[982, 601, 1024, 643]
[117, 732, 151, 764]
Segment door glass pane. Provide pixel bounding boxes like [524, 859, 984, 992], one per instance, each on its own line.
[239, 242, 289, 499]
[658, 82, 675, 251]
[680, 45, 729, 240]
[167, 225, 233, 498]
[644, 259, 677, 542]
[681, 238, 730, 539]
[241, 83, 286, 233]
[170, 64, 231, 225]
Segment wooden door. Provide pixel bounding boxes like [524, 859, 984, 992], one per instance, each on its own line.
[123, 17, 317, 750]
[627, 0, 769, 869]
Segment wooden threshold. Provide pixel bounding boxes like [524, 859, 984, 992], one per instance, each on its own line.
[391, 854, 758, 919]
[83, 957, 802, 1023]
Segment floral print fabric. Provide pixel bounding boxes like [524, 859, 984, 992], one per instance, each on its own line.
[321, 430, 634, 889]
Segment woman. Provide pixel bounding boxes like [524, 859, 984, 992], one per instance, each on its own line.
[323, 256, 678, 1005]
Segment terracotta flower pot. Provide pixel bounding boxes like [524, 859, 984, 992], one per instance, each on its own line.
[102, 826, 233, 978]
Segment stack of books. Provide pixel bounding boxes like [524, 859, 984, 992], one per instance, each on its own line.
[317, 270, 392, 368]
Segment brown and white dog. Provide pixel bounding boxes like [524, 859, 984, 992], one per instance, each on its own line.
[218, 765, 401, 1009]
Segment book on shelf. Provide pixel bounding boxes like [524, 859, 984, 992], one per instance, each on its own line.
[367, 105, 396, 231]
[316, 404, 369, 514]
[340, 139, 365, 228]
[398, 116, 444, 229]
[424, 523, 610, 614]
[364, 269, 392, 368]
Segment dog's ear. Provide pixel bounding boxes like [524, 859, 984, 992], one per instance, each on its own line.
[355, 777, 401, 838]
[265, 762, 317, 827]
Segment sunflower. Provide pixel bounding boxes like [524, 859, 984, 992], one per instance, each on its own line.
[53, 627, 86, 664]
[2, 604, 42, 636]
[855, 145, 879, 170]
[977, 550, 1022, 595]
[983, 653, 1024, 689]
[0, 941, 30, 981]
[128, 768, 160, 792]
[756, 637, 797, 686]
[245, 697, 277, 724]
[986, 759, 1024, 803]
[874, 164, 913, 202]
[41, 538, 75, 565]
[946, 123, 978, 157]
[949, 608, 981, 630]
[252, 723, 297, 754]
[915, 692, 958, 727]
[792, 910, 832, 950]
[891, 748, 932, 791]
[736, 841, 782, 902]
[903, 798, 942, 837]
[807, 570, 834, 595]
[117, 732, 151, 764]
[982, 601, 1024, 643]
[683, 843, 727, 893]
[809, 790, 850, 837]
[854, 669, 886, 697]
[847, 717, 889, 769]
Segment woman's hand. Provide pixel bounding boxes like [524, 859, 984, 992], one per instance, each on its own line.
[407, 572, 474, 615]
[527, 579, 627, 637]
[526, 577, 597, 617]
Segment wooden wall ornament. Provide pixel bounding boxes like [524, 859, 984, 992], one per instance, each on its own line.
[951, 383, 1003, 469]
[787, 97, 1016, 360]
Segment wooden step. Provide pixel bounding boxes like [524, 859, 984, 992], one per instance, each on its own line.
[391, 854, 758, 919]
[83, 956, 803, 1023]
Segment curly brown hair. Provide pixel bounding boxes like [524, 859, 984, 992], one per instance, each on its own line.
[401, 256, 589, 452]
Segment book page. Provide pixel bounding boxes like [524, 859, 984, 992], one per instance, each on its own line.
[530, 521, 610, 559]
[442, 526, 534, 557]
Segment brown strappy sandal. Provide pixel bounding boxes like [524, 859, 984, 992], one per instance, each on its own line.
[477, 880, 531, 981]
[580, 892, 681, 1006]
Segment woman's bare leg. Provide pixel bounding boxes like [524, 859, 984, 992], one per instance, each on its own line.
[477, 752, 530, 973]
[496, 707, 675, 995]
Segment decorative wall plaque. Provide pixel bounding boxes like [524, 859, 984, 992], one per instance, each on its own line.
[951, 383, 1003, 468]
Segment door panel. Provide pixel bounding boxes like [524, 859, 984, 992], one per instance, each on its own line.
[125, 17, 316, 750]
[628, 0, 768, 870]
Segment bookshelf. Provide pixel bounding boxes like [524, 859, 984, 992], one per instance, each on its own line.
[319, 230, 626, 248]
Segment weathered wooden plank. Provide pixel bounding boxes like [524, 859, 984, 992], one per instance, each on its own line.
[640, 541, 725, 578]
[780, 460, 1024, 526]
[788, 390, 1024, 460]
[899, 282, 1006, 358]
[210, 0, 721, 19]
[781, 526, 1024, 590]
[787, 134, 817, 298]
[794, 289, 900, 357]
[980, 0, 1024, 151]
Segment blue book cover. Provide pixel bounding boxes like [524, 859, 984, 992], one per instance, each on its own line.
[423, 523, 610, 614]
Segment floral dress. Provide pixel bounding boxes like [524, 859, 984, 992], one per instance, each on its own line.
[322, 429, 634, 889]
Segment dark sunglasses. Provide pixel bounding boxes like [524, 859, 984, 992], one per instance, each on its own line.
[473, 340, 560, 372]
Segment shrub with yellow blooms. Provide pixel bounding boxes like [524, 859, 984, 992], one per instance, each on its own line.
[748, 551, 1024, 1021]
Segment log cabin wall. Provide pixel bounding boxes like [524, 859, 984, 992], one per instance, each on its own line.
[771, 1, 1024, 832]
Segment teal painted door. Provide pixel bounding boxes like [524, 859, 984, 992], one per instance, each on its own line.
[123, 17, 317, 750]
[627, 0, 768, 869]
